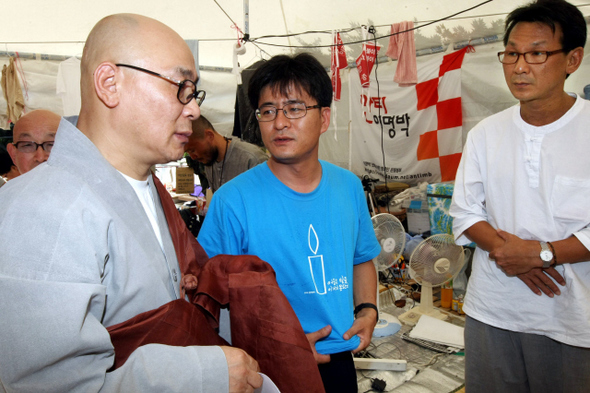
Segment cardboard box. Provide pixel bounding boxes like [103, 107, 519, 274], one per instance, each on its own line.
[175, 167, 195, 194]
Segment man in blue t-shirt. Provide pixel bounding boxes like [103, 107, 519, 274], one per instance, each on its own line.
[198, 53, 381, 393]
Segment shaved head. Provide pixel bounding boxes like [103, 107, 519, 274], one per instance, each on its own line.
[77, 13, 201, 180]
[81, 14, 196, 101]
[8, 109, 60, 174]
[13, 110, 60, 139]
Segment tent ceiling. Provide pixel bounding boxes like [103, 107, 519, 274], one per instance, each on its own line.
[2, 1, 589, 69]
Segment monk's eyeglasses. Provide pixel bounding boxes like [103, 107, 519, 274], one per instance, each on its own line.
[115, 63, 206, 106]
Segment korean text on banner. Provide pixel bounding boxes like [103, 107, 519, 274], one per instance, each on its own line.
[350, 46, 473, 185]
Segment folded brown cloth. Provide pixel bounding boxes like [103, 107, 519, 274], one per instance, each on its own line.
[106, 175, 325, 393]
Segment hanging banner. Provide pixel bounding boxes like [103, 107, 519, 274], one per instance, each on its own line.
[331, 32, 347, 101]
[350, 46, 472, 186]
[355, 42, 380, 88]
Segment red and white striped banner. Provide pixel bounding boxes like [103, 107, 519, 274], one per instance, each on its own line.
[350, 46, 473, 185]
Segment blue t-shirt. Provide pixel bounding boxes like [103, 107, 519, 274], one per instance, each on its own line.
[198, 160, 381, 354]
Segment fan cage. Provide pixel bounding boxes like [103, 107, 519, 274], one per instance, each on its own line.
[371, 213, 406, 272]
[408, 234, 465, 287]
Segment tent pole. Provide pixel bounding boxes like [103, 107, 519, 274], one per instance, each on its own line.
[243, 0, 249, 37]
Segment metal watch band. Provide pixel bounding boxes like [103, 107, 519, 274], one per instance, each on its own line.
[539, 241, 553, 268]
[547, 241, 557, 267]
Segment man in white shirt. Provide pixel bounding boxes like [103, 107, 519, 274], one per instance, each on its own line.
[450, 1, 590, 392]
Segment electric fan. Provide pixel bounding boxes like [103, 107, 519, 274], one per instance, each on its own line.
[370, 213, 406, 337]
[399, 234, 466, 326]
[353, 213, 408, 372]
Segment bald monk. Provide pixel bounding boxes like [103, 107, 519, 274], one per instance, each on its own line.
[0, 14, 261, 393]
[7, 109, 60, 174]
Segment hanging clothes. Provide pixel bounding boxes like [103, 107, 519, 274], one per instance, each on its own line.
[331, 31, 347, 101]
[386, 21, 418, 86]
[56, 56, 82, 116]
[355, 42, 380, 88]
[1, 57, 25, 123]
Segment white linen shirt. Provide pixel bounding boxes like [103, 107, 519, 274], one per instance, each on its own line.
[450, 95, 590, 347]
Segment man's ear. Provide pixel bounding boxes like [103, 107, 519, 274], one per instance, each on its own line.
[566, 47, 584, 75]
[319, 106, 331, 135]
[204, 129, 216, 141]
[94, 62, 120, 108]
[6, 143, 17, 164]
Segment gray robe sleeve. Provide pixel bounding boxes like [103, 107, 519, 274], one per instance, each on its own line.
[0, 149, 229, 392]
[0, 277, 228, 393]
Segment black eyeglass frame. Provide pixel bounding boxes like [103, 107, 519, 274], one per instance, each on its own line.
[12, 141, 54, 153]
[255, 103, 322, 122]
[497, 49, 565, 65]
[115, 63, 206, 106]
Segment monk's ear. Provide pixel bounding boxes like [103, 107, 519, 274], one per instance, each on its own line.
[6, 143, 17, 163]
[94, 62, 120, 108]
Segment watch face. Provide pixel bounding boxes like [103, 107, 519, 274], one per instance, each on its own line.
[540, 250, 553, 262]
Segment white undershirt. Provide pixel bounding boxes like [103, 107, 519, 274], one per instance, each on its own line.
[120, 172, 164, 251]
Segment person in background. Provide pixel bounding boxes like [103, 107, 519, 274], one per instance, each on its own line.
[7, 109, 60, 174]
[0, 144, 20, 183]
[449, 0, 590, 391]
[184, 115, 267, 193]
[0, 13, 261, 393]
[198, 53, 381, 393]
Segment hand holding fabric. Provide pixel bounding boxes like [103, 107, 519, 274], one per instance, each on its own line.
[221, 346, 263, 393]
[343, 308, 377, 354]
[306, 325, 332, 364]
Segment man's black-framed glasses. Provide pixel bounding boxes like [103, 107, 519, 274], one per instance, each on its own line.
[255, 102, 321, 122]
[13, 141, 54, 153]
[497, 49, 565, 65]
[115, 63, 206, 106]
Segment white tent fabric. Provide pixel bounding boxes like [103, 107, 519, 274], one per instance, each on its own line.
[0, 1, 589, 176]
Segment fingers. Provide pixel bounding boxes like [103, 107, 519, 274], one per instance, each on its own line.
[221, 346, 262, 393]
[314, 352, 332, 364]
[306, 326, 332, 364]
[351, 333, 371, 354]
[544, 266, 566, 286]
[180, 274, 199, 299]
[342, 323, 359, 341]
[307, 325, 332, 343]
[518, 274, 542, 296]
[517, 268, 563, 297]
[496, 229, 509, 241]
[343, 313, 369, 340]
[534, 272, 561, 296]
[345, 316, 376, 354]
[180, 274, 198, 290]
[246, 373, 263, 393]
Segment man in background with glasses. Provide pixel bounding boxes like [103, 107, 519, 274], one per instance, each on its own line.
[7, 109, 60, 175]
[198, 53, 381, 393]
[450, 0, 590, 391]
[0, 13, 262, 393]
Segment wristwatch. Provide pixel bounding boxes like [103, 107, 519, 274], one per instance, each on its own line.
[539, 241, 554, 268]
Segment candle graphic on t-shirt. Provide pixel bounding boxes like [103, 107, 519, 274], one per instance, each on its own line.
[308, 224, 327, 295]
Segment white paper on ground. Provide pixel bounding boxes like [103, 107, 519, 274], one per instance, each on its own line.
[409, 314, 464, 348]
[254, 373, 281, 393]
